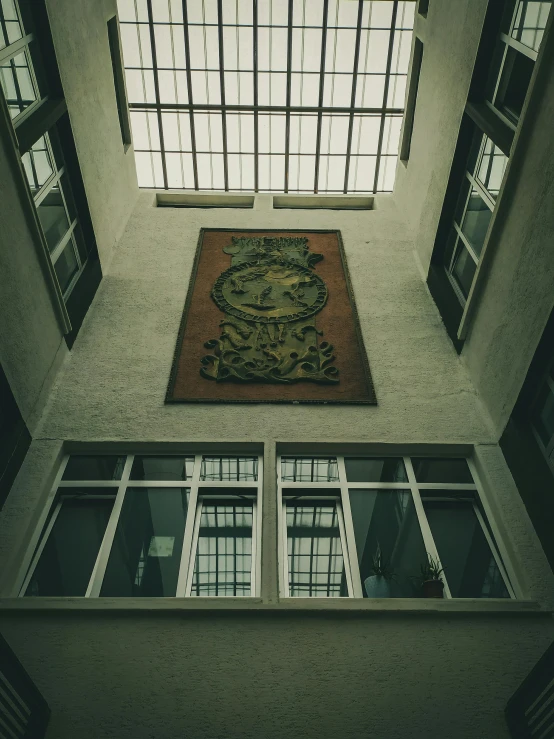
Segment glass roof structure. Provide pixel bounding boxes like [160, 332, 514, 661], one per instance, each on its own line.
[117, 0, 416, 193]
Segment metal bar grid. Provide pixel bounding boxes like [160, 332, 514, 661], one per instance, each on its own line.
[118, 0, 415, 193]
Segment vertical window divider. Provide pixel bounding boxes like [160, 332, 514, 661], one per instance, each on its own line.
[276, 454, 288, 597]
[403, 456, 453, 599]
[184, 496, 203, 597]
[175, 453, 202, 597]
[14, 454, 70, 597]
[336, 499, 354, 597]
[337, 456, 363, 597]
[86, 454, 134, 598]
[254, 453, 264, 597]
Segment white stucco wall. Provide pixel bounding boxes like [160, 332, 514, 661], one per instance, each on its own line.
[46, 0, 139, 269]
[1, 194, 553, 738]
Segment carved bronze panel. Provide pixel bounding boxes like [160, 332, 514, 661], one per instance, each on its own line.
[167, 230, 376, 404]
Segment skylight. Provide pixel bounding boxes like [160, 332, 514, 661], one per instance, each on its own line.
[117, 0, 415, 193]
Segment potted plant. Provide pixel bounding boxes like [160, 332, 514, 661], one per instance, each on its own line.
[363, 544, 397, 598]
[414, 554, 445, 598]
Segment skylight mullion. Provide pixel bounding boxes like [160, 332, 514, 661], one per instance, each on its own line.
[313, 0, 329, 193]
[343, 0, 364, 194]
[253, 0, 259, 192]
[284, 0, 293, 193]
[217, 0, 229, 191]
[373, 0, 398, 194]
[145, 0, 168, 189]
[181, 0, 199, 189]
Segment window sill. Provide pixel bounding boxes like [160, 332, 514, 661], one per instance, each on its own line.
[0, 598, 548, 616]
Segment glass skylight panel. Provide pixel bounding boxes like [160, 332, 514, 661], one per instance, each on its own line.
[117, 0, 415, 193]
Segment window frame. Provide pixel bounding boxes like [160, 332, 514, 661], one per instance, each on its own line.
[18, 452, 264, 598]
[277, 454, 517, 599]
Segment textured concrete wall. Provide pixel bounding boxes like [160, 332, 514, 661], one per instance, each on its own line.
[0, 126, 67, 430]
[394, 0, 488, 270]
[46, 0, 138, 268]
[461, 43, 554, 434]
[0, 611, 553, 739]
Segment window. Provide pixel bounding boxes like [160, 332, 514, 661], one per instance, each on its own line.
[278, 455, 514, 599]
[0, 0, 100, 325]
[530, 358, 554, 473]
[399, 37, 423, 163]
[428, 0, 551, 346]
[107, 15, 132, 148]
[21, 453, 262, 597]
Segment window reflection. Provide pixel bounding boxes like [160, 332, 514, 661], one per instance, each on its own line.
[286, 502, 348, 597]
[0, 50, 37, 118]
[348, 489, 427, 597]
[281, 457, 339, 482]
[191, 501, 253, 596]
[21, 137, 55, 195]
[0, 0, 23, 51]
[460, 188, 492, 258]
[511, 1, 552, 52]
[477, 136, 508, 200]
[37, 185, 70, 253]
[200, 456, 258, 481]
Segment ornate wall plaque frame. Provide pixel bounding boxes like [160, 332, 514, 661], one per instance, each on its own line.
[166, 229, 376, 404]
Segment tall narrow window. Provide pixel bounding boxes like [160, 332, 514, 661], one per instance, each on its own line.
[399, 38, 423, 162]
[107, 16, 131, 148]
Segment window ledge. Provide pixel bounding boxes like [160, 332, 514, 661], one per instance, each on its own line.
[0, 598, 548, 616]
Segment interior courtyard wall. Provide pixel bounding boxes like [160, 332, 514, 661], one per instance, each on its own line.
[45, 0, 139, 269]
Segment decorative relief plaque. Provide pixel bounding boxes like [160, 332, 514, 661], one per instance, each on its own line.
[166, 230, 376, 404]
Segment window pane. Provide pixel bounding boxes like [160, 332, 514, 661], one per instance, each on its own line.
[286, 502, 348, 597]
[344, 458, 407, 482]
[451, 241, 477, 300]
[0, 51, 37, 119]
[200, 456, 258, 481]
[460, 188, 492, 258]
[423, 499, 510, 598]
[348, 489, 427, 597]
[21, 136, 55, 195]
[25, 495, 114, 596]
[63, 455, 126, 481]
[100, 488, 189, 596]
[511, 1, 552, 53]
[495, 46, 534, 124]
[0, 0, 23, 50]
[281, 457, 339, 482]
[191, 501, 253, 596]
[531, 383, 554, 447]
[130, 455, 195, 481]
[476, 136, 508, 201]
[412, 458, 473, 484]
[37, 185, 70, 252]
[53, 239, 79, 294]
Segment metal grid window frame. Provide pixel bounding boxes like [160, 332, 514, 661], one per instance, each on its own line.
[277, 454, 517, 599]
[442, 0, 551, 309]
[117, 0, 416, 194]
[17, 452, 263, 598]
[0, 0, 41, 122]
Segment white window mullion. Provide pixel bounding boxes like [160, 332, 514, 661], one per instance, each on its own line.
[184, 498, 203, 597]
[337, 456, 363, 598]
[336, 501, 354, 597]
[254, 454, 264, 597]
[175, 453, 202, 597]
[277, 455, 289, 597]
[86, 454, 134, 597]
[404, 456, 453, 599]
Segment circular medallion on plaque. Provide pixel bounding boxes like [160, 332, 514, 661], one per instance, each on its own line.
[211, 260, 328, 323]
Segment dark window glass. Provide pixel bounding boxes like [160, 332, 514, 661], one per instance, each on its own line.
[349, 489, 427, 597]
[25, 494, 113, 596]
[452, 242, 477, 299]
[423, 499, 510, 598]
[37, 185, 70, 252]
[200, 456, 258, 481]
[476, 137, 508, 200]
[53, 240, 79, 293]
[412, 458, 473, 483]
[344, 457, 407, 483]
[21, 136, 55, 195]
[531, 383, 554, 446]
[460, 188, 492, 257]
[191, 500, 253, 596]
[63, 455, 125, 481]
[286, 502, 347, 597]
[100, 488, 189, 597]
[496, 46, 534, 123]
[130, 455, 195, 481]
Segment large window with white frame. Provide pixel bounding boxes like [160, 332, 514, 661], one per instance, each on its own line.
[278, 455, 515, 599]
[20, 452, 263, 598]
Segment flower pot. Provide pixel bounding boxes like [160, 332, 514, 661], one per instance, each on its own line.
[421, 579, 444, 598]
[364, 575, 393, 598]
